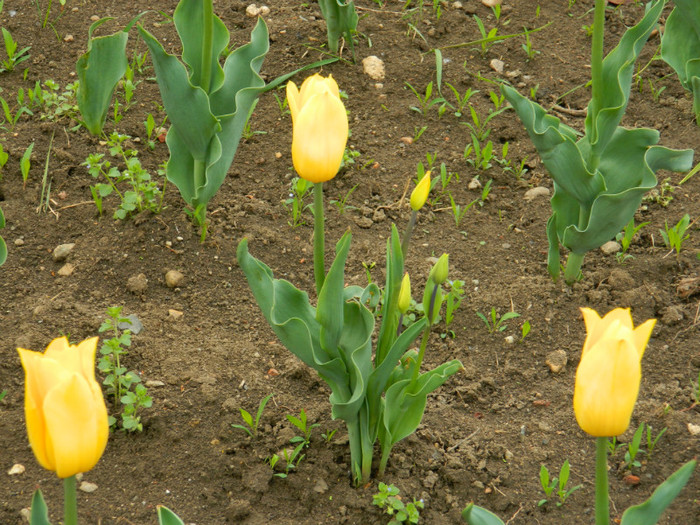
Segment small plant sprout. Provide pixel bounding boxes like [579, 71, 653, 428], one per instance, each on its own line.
[645, 424, 667, 459]
[615, 218, 649, 262]
[266, 442, 306, 479]
[440, 279, 465, 339]
[479, 179, 493, 205]
[0, 389, 6, 402]
[321, 428, 337, 443]
[20, 142, 34, 189]
[521, 29, 540, 60]
[473, 15, 499, 56]
[98, 306, 151, 431]
[448, 193, 477, 227]
[444, 84, 478, 117]
[0, 95, 33, 131]
[538, 460, 582, 507]
[519, 320, 531, 343]
[330, 183, 359, 215]
[404, 81, 447, 115]
[231, 392, 274, 438]
[1, 28, 31, 72]
[624, 422, 645, 470]
[286, 408, 320, 446]
[373, 482, 424, 525]
[476, 307, 521, 334]
[284, 176, 313, 228]
[660, 214, 692, 254]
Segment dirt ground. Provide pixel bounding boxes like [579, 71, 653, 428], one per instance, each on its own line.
[1, 0, 699, 523]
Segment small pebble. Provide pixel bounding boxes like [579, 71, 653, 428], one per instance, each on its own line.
[57, 263, 75, 277]
[165, 269, 185, 288]
[545, 349, 567, 373]
[490, 58, 504, 74]
[524, 187, 550, 201]
[168, 309, 184, 320]
[79, 481, 98, 493]
[362, 56, 385, 81]
[600, 240, 621, 255]
[53, 243, 75, 262]
[688, 423, 700, 436]
[8, 464, 25, 475]
[127, 273, 148, 293]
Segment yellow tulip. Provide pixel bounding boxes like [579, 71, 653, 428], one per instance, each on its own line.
[573, 308, 656, 437]
[287, 73, 348, 183]
[398, 273, 412, 314]
[18, 336, 109, 478]
[410, 171, 431, 211]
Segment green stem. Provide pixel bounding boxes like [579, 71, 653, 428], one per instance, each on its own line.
[411, 325, 431, 385]
[589, 0, 606, 171]
[200, 0, 214, 93]
[400, 210, 417, 257]
[313, 182, 326, 297]
[595, 437, 610, 525]
[378, 442, 392, 478]
[42, 0, 52, 28]
[63, 475, 78, 525]
[564, 252, 584, 285]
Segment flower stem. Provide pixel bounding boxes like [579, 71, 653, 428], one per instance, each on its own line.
[400, 210, 417, 257]
[564, 252, 584, 285]
[63, 475, 78, 525]
[313, 182, 326, 296]
[411, 324, 431, 385]
[595, 437, 610, 525]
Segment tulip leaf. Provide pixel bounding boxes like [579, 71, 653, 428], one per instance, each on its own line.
[317, 0, 359, 55]
[661, 0, 700, 123]
[76, 18, 128, 135]
[138, 16, 269, 213]
[380, 359, 462, 451]
[461, 503, 505, 525]
[0, 205, 6, 267]
[585, 0, 664, 157]
[317, 233, 351, 355]
[30, 489, 52, 525]
[620, 459, 696, 525]
[174, 0, 228, 93]
[375, 224, 404, 366]
[157, 505, 185, 525]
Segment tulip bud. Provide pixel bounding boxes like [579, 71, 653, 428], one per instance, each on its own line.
[287, 74, 348, 183]
[410, 172, 431, 211]
[573, 308, 656, 437]
[397, 273, 412, 314]
[428, 253, 449, 285]
[18, 337, 109, 478]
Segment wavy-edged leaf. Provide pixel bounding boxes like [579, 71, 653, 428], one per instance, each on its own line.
[620, 459, 696, 525]
[137, 25, 219, 163]
[317, 232, 351, 357]
[502, 84, 604, 205]
[380, 360, 462, 448]
[586, 0, 664, 156]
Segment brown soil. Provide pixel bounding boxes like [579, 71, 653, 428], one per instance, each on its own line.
[1, 1, 699, 524]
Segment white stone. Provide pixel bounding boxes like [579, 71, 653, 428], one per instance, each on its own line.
[600, 240, 621, 255]
[8, 463, 25, 475]
[79, 481, 98, 493]
[490, 58, 504, 74]
[362, 56, 385, 81]
[688, 423, 700, 436]
[524, 186, 550, 201]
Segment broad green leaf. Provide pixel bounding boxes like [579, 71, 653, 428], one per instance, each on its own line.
[317, 0, 358, 55]
[620, 459, 696, 525]
[586, 0, 664, 156]
[76, 18, 128, 135]
[661, 0, 700, 122]
[461, 503, 505, 525]
[157, 505, 185, 525]
[30, 489, 52, 525]
[317, 231, 352, 353]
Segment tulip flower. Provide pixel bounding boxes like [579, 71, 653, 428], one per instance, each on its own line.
[397, 273, 412, 314]
[18, 336, 109, 478]
[573, 307, 655, 437]
[287, 74, 349, 184]
[410, 172, 431, 211]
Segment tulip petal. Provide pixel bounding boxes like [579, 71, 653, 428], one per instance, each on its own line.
[43, 373, 109, 478]
[574, 337, 641, 436]
[292, 91, 348, 183]
[632, 318, 656, 359]
[581, 307, 634, 355]
[44, 337, 99, 383]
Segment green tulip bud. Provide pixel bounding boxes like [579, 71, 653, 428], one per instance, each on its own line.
[397, 273, 411, 314]
[429, 253, 449, 284]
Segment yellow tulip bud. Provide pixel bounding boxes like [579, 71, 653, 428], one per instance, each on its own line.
[410, 172, 431, 211]
[398, 273, 412, 314]
[18, 337, 109, 478]
[287, 74, 348, 183]
[429, 253, 449, 285]
[573, 308, 656, 437]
